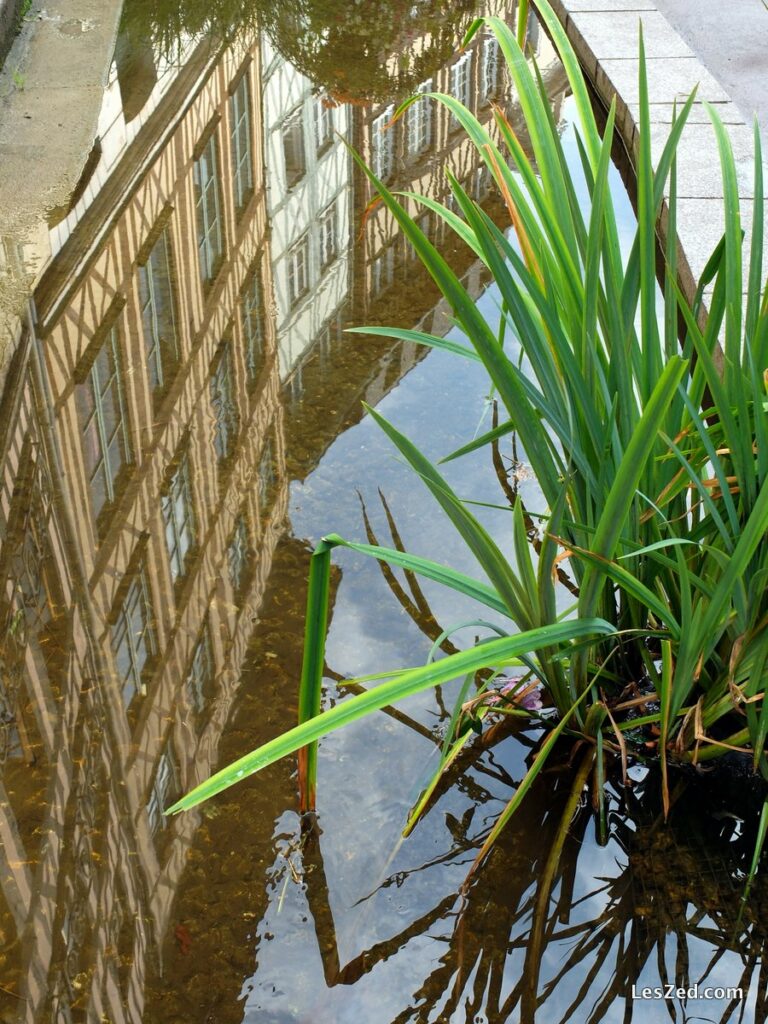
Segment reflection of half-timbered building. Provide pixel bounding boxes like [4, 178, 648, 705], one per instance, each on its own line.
[261, 37, 352, 401]
[353, 0, 565, 324]
[0, 30, 287, 1024]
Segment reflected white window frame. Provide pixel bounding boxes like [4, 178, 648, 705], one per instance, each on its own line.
[287, 234, 310, 307]
[193, 130, 225, 284]
[227, 512, 251, 596]
[147, 743, 181, 838]
[319, 202, 337, 270]
[372, 244, 396, 295]
[372, 104, 395, 182]
[186, 621, 215, 718]
[282, 110, 306, 188]
[161, 447, 196, 582]
[482, 33, 501, 102]
[450, 51, 472, 127]
[258, 433, 277, 512]
[138, 224, 179, 397]
[230, 71, 255, 217]
[210, 340, 240, 465]
[77, 322, 133, 524]
[314, 94, 334, 152]
[111, 562, 157, 707]
[407, 79, 433, 157]
[241, 262, 266, 386]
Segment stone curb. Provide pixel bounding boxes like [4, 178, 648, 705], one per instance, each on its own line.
[0, 0, 24, 69]
[0, 0, 123, 371]
[549, 0, 768, 305]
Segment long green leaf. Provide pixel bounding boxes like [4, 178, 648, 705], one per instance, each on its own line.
[169, 619, 615, 812]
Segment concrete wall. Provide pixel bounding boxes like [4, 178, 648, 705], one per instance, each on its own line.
[0, 0, 23, 69]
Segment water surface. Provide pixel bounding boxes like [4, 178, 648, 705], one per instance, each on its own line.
[0, 3, 765, 1023]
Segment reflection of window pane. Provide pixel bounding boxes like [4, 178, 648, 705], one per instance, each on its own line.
[258, 434, 277, 513]
[482, 35, 500, 100]
[227, 513, 250, 595]
[450, 52, 472, 127]
[147, 745, 181, 838]
[162, 450, 196, 581]
[186, 624, 214, 718]
[319, 204, 336, 269]
[111, 564, 156, 706]
[314, 96, 333, 151]
[372, 105, 394, 181]
[230, 74, 254, 216]
[282, 113, 306, 187]
[139, 227, 178, 395]
[288, 237, 309, 306]
[210, 343, 239, 463]
[194, 133, 224, 283]
[407, 80, 432, 156]
[77, 325, 132, 521]
[241, 266, 265, 384]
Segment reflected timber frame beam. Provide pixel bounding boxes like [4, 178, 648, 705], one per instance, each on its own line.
[0, 779, 32, 929]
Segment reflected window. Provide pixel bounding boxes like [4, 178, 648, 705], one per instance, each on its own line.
[450, 51, 472, 125]
[186, 622, 215, 718]
[287, 235, 309, 307]
[210, 341, 240, 465]
[314, 95, 333, 152]
[241, 263, 266, 386]
[138, 225, 179, 397]
[408, 209, 431, 261]
[407, 79, 432, 156]
[227, 512, 251, 597]
[77, 323, 133, 524]
[194, 131, 225, 284]
[258, 433, 278, 514]
[230, 72, 254, 217]
[111, 562, 156, 706]
[147, 743, 181, 837]
[372, 105, 394, 182]
[282, 111, 306, 188]
[372, 245, 396, 295]
[161, 447, 196, 582]
[319, 202, 337, 270]
[482, 34, 501, 101]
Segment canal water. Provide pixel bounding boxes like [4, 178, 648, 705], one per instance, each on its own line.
[1, 2, 766, 1022]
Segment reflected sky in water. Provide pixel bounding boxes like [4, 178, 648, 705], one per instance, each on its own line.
[0, 2, 765, 1023]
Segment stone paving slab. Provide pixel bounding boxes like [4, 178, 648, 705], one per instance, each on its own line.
[667, 197, 768, 298]
[596, 57, 731, 106]
[649, 120, 757, 199]
[0, 0, 121, 367]
[653, 0, 768, 138]
[556, 0, 657, 11]
[556, 0, 768, 311]
[628, 101, 746, 125]
[568, 10, 694, 62]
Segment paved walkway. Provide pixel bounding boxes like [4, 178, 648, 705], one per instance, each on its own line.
[654, 0, 768, 137]
[553, 0, 768, 305]
[0, 0, 122, 367]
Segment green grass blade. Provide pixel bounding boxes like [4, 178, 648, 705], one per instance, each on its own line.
[168, 619, 615, 813]
[440, 418, 516, 464]
[577, 357, 688, 620]
[345, 326, 480, 361]
[321, 533, 512, 618]
[297, 540, 332, 811]
[363, 402, 538, 625]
